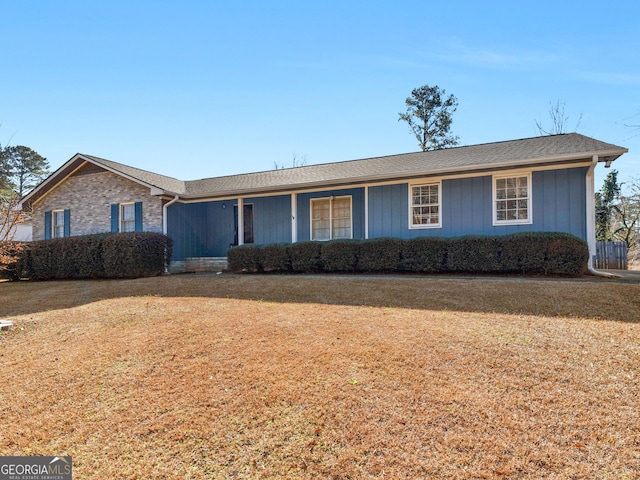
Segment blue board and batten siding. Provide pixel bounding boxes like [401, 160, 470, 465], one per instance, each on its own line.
[369, 167, 587, 239]
[168, 195, 292, 260]
[168, 167, 587, 261]
[245, 195, 292, 245]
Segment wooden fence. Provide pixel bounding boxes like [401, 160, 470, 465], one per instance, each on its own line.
[594, 241, 628, 270]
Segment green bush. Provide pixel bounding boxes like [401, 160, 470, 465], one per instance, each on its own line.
[320, 239, 359, 272]
[227, 244, 263, 272]
[400, 236, 448, 272]
[262, 243, 291, 272]
[26, 234, 107, 280]
[246, 232, 588, 277]
[14, 232, 172, 281]
[447, 236, 501, 273]
[499, 233, 546, 273]
[356, 237, 402, 272]
[289, 241, 322, 273]
[544, 234, 589, 275]
[102, 232, 172, 278]
[499, 232, 588, 275]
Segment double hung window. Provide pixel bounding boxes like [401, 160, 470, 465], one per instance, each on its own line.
[494, 173, 531, 225]
[311, 196, 352, 240]
[410, 183, 441, 228]
[52, 210, 65, 238]
[120, 203, 136, 232]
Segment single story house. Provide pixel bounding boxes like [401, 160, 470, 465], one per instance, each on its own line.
[18, 133, 628, 272]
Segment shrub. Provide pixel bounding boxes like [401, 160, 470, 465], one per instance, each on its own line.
[320, 239, 359, 272]
[102, 232, 173, 278]
[26, 234, 107, 280]
[227, 244, 263, 272]
[447, 236, 501, 273]
[356, 237, 402, 272]
[262, 243, 291, 272]
[289, 241, 322, 273]
[499, 232, 588, 275]
[499, 233, 547, 274]
[10, 232, 171, 280]
[544, 233, 589, 275]
[400, 236, 448, 272]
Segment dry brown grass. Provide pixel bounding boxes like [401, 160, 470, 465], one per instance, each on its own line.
[1, 274, 639, 478]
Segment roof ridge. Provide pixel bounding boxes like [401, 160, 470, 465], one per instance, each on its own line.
[81, 154, 184, 183]
[183, 134, 594, 185]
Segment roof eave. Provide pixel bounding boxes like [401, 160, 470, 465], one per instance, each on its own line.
[179, 148, 626, 200]
[18, 154, 178, 208]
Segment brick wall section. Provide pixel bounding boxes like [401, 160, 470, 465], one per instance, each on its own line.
[32, 170, 164, 240]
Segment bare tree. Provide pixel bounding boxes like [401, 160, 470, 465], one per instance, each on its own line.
[274, 152, 309, 170]
[622, 111, 640, 139]
[535, 100, 582, 135]
[612, 178, 640, 265]
[0, 191, 27, 275]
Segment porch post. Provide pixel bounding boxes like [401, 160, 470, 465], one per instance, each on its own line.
[291, 193, 298, 243]
[364, 186, 369, 239]
[238, 197, 244, 246]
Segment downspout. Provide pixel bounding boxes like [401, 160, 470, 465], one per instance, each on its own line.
[163, 195, 180, 235]
[163, 195, 180, 274]
[586, 156, 618, 278]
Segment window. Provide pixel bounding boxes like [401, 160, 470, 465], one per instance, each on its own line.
[493, 173, 531, 225]
[120, 203, 136, 232]
[311, 196, 352, 240]
[410, 183, 441, 228]
[52, 210, 65, 238]
[111, 202, 142, 232]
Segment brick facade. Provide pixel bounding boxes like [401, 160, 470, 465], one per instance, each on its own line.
[32, 169, 164, 240]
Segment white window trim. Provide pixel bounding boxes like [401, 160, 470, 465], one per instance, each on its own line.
[120, 202, 136, 233]
[52, 209, 65, 238]
[310, 195, 353, 241]
[408, 181, 442, 229]
[492, 172, 533, 226]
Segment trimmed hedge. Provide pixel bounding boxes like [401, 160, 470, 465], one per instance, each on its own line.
[289, 241, 322, 273]
[262, 243, 291, 272]
[227, 232, 589, 277]
[321, 239, 359, 272]
[447, 235, 502, 273]
[357, 238, 402, 272]
[3, 232, 172, 280]
[227, 244, 263, 273]
[499, 232, 589, 276]
[400, 237, 448, 273]
[102, 232, 173, 279]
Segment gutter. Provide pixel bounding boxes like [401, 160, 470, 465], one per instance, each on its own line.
[162, 194, 180, 235]
[585, 155, 620, 278]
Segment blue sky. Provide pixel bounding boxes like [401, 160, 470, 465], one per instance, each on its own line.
[2, 1, 639, 188]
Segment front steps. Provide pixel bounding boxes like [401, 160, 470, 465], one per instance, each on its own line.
[169, 257, 228, 274]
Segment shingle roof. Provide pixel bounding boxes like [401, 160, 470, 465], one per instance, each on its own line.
[180, 133, 627, 199]
[19, 133, 628, 207]
[81, 154, 187, 194]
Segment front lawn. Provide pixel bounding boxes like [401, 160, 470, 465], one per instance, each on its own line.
[1, 275, 639, 478]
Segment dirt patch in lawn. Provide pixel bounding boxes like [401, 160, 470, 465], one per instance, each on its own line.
[1, 276, 639, 478]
